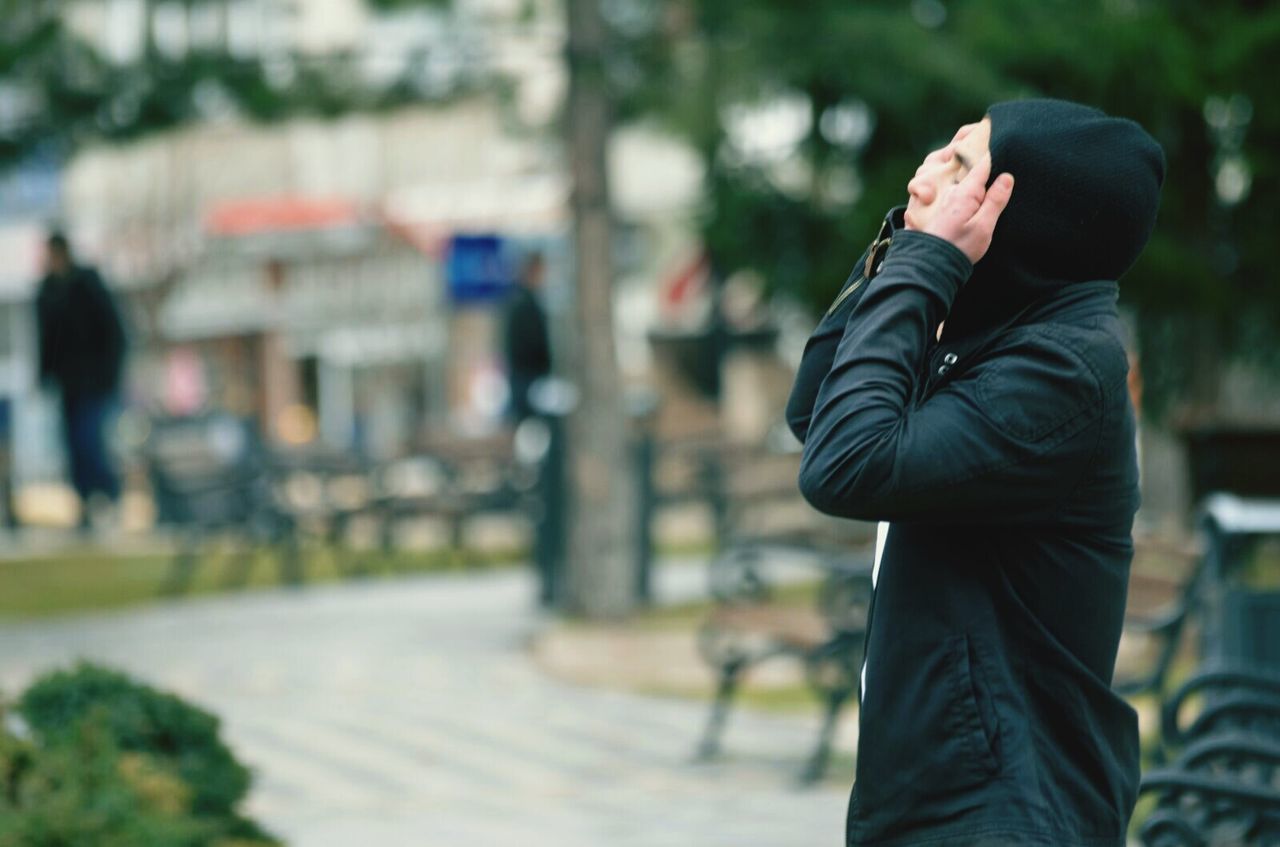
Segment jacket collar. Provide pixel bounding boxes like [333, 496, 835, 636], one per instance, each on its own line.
[922, 279, 1120, 399]
[879, 204, 1119, 329]
[1016, 279, 1119, 328]
[872, 204, 1118, 346]
[868, 206, 1122, 398]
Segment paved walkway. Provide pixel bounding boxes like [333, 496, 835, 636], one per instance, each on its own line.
[0, 562, 850, 846]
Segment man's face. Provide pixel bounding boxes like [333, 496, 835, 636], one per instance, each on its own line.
[522, 257, 545, 291]
[904, 117, 992, 232]
[43, 244, 71, 277]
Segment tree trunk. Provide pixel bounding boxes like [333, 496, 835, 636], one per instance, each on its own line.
[143, 0, 157, 61]
[562, 0, 635, 619]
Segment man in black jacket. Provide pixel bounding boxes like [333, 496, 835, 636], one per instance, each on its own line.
[36, 232, 127, 529]
[502, 251, 552, 423]
[787, 100, 1164, 846]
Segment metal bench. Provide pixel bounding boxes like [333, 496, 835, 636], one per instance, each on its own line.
[1115, 544, 1205, 700]
[1139, 662, 1280, 847]
[325, 434, 534, 570]
[1159, 663, 1280, 751]
[694, 543, 872, 784]
[1134, 493, 1280, 846]
[1118, 496, 1280, 700]
[145, 415, 300, 594]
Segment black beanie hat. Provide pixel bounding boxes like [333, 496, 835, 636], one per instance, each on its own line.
[943, 98, 1166, 340]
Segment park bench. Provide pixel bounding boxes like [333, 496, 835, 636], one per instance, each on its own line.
[1135, 496, 1280, 846]
[1115, 539, 1204, 700]
[1117, 496, 1280, 699]
[331, 432, 534, 563]
[647, 435, 829, 548]
[694, 542, 873, 784]
[641, 433, 875, 783]
[1138, 659, 1280, 847]
[149, 417, 536, 589]
[145, 414, 301, 593]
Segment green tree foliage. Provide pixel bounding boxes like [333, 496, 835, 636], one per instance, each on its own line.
[619, 0, 1279, 418]
[1, 663, 277, 847]
[4, 1, 1274, 416]
[364, 0, 450, 8]
[0, 0, 468, 172]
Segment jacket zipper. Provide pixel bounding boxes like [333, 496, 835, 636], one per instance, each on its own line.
[826, 274, 865, 316]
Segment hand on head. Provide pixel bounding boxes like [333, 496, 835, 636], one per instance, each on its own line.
[903, 119, 1014, 265]
[919, 154, 1014, 265]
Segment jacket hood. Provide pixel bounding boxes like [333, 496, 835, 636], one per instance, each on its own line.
[942, 98, 1166, 341]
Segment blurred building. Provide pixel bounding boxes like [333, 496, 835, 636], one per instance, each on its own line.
[0, 154, 68, 493]
[60, 98, 566, 456]
[157, 196, 446, 456]
[26, 0, 703, 474]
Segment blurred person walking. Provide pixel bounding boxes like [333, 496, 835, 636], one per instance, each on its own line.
[502, 251, 552, 423]
[788, 100, 1164, 846]
[35, 232, 127, 531]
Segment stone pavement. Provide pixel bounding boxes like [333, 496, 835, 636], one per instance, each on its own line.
[0, 561, 851, 847]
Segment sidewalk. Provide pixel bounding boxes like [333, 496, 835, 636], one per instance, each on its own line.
[0, 560, 850, 847]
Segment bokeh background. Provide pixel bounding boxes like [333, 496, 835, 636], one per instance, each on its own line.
[0, 2, 1278, 846]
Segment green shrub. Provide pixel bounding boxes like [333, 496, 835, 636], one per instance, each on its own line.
[17, 663, 251, 817]
[0, 709, 215, 847]
[0, 664, 279, 847]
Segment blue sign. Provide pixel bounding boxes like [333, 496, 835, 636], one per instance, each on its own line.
[0, 150, 62, 222]
[445, 235, 514, 305]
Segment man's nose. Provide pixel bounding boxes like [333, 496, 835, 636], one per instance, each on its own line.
[907, 173, 935, 204]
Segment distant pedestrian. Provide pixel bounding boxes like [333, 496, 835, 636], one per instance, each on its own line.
[501, 252, 552, 423]
[35, 231, 127, 530]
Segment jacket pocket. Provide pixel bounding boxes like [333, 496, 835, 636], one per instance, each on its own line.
[959, 635, 1001, 772]
[853, 634, 1001, 830]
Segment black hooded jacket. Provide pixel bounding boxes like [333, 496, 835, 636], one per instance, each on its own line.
[787, 100, 1164, 846]
[36, 264, 127, 398]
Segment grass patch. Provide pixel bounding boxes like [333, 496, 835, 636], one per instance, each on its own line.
[738, 684, 831, 713]
[619, 579, 828, 716]
[0, 534, 750, 623]
[1238, 540, 1280, 589]
[653, 538, 719, 559]
[634, 679, 842, 716]
[0, 535, 745, 622]
[631, 578, 823, 632]
[0, 543, 523, 621]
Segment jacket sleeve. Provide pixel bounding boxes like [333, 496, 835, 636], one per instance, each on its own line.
[503, 292, 551, 373]
[34, 283, 57, 386]
[797, 231, 1105, 525]
[785, 247, 873, 443]
[88, 270, 127, 364]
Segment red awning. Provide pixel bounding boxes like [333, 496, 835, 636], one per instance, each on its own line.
[205, 197, 361, 236]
